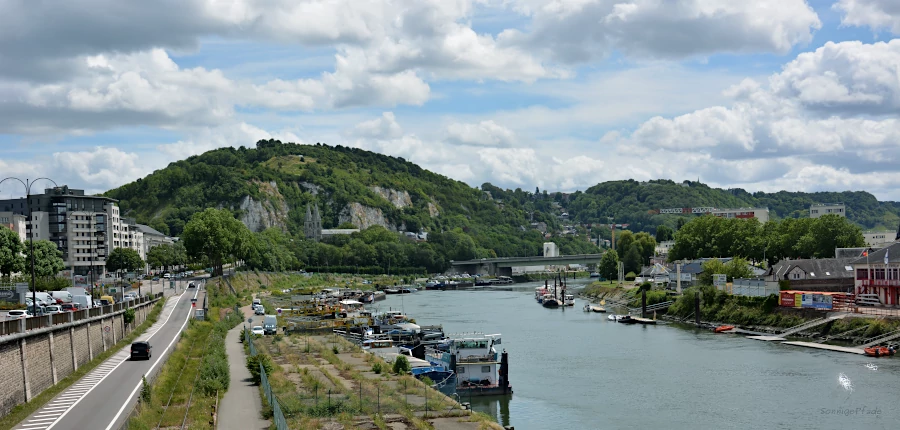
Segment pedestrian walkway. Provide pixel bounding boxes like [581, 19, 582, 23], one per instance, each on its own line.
[219, 305, 269, 430]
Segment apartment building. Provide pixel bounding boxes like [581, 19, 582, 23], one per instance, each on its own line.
[0, 212, 27, 242]
[810, 203, 845, 218]
[711, 207, 770, 223]
[0, 186, 147, 280]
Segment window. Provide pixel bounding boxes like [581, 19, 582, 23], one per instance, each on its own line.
[457, 367, 465, 374]
[857, 269, 869, 280]
[875, 269, 885, 280]
[482, 366, 491, 373]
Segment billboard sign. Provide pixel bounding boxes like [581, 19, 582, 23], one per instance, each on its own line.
[713, 274, 727, 289]
[780, 292, 795, 307]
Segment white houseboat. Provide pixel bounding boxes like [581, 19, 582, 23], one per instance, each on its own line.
[425, 333, 512, 396]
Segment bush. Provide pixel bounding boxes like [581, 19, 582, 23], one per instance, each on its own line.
[246, 354, 274, 385]
[140, 376, 151, 403]
[392, 355, 411, 374]
[625, 272, 636, 281]
[372, 362, 383, 374]
[123, 308, 136, 325]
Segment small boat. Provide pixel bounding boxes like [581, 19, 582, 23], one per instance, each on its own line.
[564, 294, 575, 307]
[384, 288, 400, 294]
[583, 303, 592, 312]
[542, 297, 560, 308]
[590, 272, 600, 278]
[864, 346, 896, 357]
[607, 314, 618, 321]
[714, 325, 735, 333]
[590, 306, 607, 313]
[616, 315, 637, 324]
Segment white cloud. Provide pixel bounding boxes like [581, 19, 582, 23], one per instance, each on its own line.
[350, 112, 404, 140]
[500, 0, 821, 63]
[446, 120, 516, 147]
[157, 123, 302, 160]
[834, 0, 900, 34]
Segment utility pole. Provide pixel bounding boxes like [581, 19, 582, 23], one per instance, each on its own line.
[1, 177, 59, 312]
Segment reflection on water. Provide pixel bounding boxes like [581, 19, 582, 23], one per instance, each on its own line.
[381, 281, 900, 430]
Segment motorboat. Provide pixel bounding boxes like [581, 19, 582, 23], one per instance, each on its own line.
[607, 314, 618, 321]
[564, 294, 575, 307]
[864, 346, 896, 357]
[616, 315, 638, 324]
[542, 296, 560, 308]
[714, 325, 735, 333]
[583, 303, 592, 312]
[384, 288, 400, 294]
[590, 306, 607, 313]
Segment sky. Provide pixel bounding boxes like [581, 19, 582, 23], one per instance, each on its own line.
[3, 0, 900, 200]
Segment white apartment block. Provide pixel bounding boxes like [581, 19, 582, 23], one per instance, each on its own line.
[0, 212, 27, 242]
[810, 203, 845, 218]
[0, 186, 160, 281]
[864, 231, 895, 248]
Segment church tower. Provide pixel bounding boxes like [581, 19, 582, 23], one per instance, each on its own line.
[304, 203, 323, 241]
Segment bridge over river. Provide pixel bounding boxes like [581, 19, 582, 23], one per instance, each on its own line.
[450, 253, 604, 276]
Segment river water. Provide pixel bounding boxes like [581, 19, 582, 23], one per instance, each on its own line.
[380, 280, 900, 430]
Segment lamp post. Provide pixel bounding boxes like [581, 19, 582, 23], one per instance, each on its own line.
[1, 177, 59, 313]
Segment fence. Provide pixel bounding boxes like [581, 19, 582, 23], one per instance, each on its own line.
[245, 328, 286, 430]
[729, 278, 780, 297]
[0, 293, 164, 336]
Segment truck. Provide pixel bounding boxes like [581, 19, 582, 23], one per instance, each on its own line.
[72, 295, 92, 310]
[263, 315, 277, 335]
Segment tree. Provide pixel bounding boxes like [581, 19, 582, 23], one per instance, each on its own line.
[725, 257, 753, 281]
[146, 245, 169, 271]
[633, 232, 657, 265]
[598, 250, 618, 280]
[106, 247, 145, 277]
[615, 230, 635, 257]
[24, 240, 65, 279]
[623, 245, 642, 274]
[698, 258, 728, 286]
[0, 226, 25, 279]
[182, 208, 253, 276]
[655, 225, 674, 242]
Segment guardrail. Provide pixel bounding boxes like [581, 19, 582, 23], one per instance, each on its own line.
[0, 292, 164, 336]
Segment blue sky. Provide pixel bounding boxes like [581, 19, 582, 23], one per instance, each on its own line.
[3, 0, 900, 200]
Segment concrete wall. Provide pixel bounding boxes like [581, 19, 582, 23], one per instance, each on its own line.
[0, 298, 160, 417]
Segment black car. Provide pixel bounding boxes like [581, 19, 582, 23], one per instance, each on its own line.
[131, 341, 151, 360]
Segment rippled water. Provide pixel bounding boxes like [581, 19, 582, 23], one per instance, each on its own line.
[381, 281, 900, 430]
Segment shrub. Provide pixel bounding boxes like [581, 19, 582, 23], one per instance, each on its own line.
[625, 272, 636, 281]
[123, 308, 136, 325]
[332, 346, 339, 354]
[246, 354, 274, 385]
[140, 376, 151, 403]
[392, 355, 411, 374]
[372, 362, 383, 374]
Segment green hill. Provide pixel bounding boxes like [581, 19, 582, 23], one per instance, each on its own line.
[548, 179, 900, 233]
[105, 140, 597, 266]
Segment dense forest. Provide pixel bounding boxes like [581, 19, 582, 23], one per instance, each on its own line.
[483, 179, 900, 234]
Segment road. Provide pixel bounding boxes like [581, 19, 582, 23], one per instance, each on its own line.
[13, 281, 205, 430]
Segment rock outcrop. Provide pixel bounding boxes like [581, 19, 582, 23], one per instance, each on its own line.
[369, 186, 412, 209]
[239, 181, 289, 232]
[339, 202, 402, 231]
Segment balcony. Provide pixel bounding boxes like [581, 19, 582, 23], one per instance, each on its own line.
[858, 280, 900, 287]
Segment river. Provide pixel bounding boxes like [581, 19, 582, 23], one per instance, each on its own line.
[380, 280, 900, 429]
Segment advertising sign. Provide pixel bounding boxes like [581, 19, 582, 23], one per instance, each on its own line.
[811, 294, 833, 310]
[780, 292, 795, 307]
[794, 293, 802, 308]
[713, 274, 727, 289]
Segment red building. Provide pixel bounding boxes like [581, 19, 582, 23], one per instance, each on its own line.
[851, 242, 900, 306]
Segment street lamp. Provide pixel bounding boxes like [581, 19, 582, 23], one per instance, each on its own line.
[1, 177, 59, 313]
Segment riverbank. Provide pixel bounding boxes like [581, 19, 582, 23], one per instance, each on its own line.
[247, 333, 503, 430]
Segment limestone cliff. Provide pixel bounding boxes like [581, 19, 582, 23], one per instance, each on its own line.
[339, 202, 402, 231]
[369, 186, 412, 209]
[238, 181, 289, 232]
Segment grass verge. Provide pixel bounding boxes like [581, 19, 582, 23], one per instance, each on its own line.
[0, 299, 165, 430]
[127, 304, 241, 430]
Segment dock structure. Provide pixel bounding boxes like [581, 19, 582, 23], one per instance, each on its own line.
[781, 341, 866, 355]
[746, 335, 788, 342]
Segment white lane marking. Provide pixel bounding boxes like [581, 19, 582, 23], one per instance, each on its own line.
[12, 296, 184, 430]
[103, 292, 196, 430]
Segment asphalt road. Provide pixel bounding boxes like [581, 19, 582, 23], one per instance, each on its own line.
[14, 282, 204, 430]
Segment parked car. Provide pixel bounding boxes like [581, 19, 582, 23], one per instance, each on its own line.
[152, 277, 159, 281]
[130, 341, 151, 360]
[60, 303, 78, 312]
[6, 310, 29, 320]
[187, 282, 195, 289]
[44, 305, 63, 314]
[251, 326, 265, 336]
[163, 273, 171, 279]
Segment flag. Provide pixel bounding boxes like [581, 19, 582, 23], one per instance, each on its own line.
[863, 250, 868, 257]
[885, 248, 890, 265]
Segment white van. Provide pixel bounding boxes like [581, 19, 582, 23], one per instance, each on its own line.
[33, 292, 56, 306]
[50, 291, 73, 303]
[72, 295, 92, 309]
